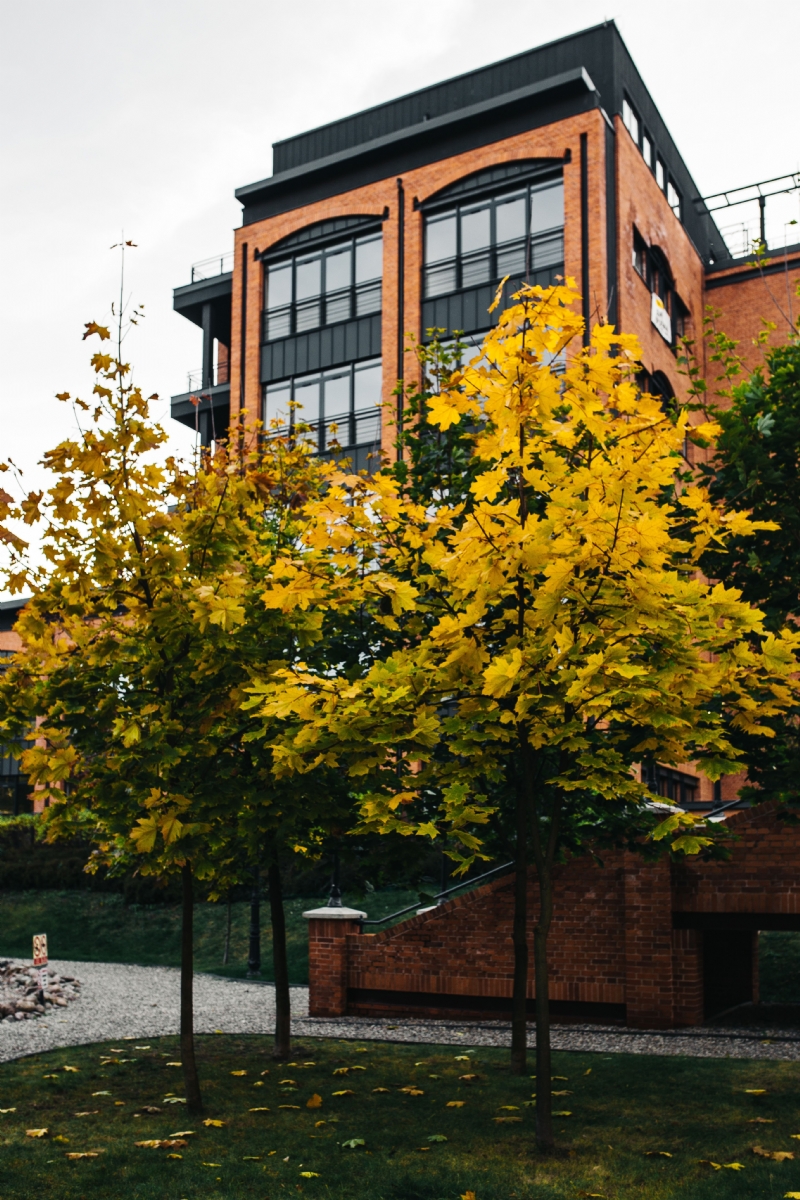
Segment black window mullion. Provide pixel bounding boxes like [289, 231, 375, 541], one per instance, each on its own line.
[456, 204, 462, 292]
[490, 198, 496, 285]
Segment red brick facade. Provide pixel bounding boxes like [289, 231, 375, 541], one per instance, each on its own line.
[307, 804, 797, 1028]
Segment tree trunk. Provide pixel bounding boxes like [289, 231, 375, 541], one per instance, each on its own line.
[268, 857, 291, 1060]
[533, 858, 555, 1152]
[510, 784, 529, 1075]
[180, 863, 203, 1115]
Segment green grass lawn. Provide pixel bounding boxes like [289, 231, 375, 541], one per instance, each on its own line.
[1, 1036, 799, 1199]
[0, 889, 420, 983]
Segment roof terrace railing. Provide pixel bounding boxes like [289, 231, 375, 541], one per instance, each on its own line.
[191, 252, 235, 283]
[697, 171, 800, 258]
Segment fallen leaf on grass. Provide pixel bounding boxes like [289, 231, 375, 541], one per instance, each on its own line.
[62, 1066, 79, 1073]
[65, 1152, 100, 1160]
[43, 1074, 59, 1080]
[260, 1069, 270, 1076]
[399, 1087, 424, 1096]
[167, 1153, 182, 1159]
[162, 1097, 186, 1105]
[342, 1138, 365, 1149]
[314, 1121, 327, 1128]
[554, 1111, 572, 1117]
[280, 1079, 298, 1086]
[645, 1151, 673, 1157]
[428, 1135, 447, 1143]
[166, 1062, 182, 1068]
[202, 1162, 221, 1167]
[243, 1155, 261, 1160]
[332, 1090, 355, 1098]
[584, 1069, 592, 1076]
[92, 1091, 112, 1097]
[552, 1076, 568, 1081]
[576, 1193, 606, 1199]
[114, 1102, 126, 1107]
[73, 1112, 98, 1118]
[53, 1136, 69, 1144]
[134, 1046, 150, 1050]
[332, 1068, 350, 1076]
[299, 1171, 320, 1178]
[459, 1074, 479, 1082]
[700, 1160, 745, 1170]
[168, 1131, 195, 1137]
[279, 1105, 301, 1110]
[552, 1090, 572, 1096]
[497, 1106, 519, 1111]
[249, 1107, 271, 1113]
[202, 1118, 226, 1127]
[454, 1056, 471, 1062]
[26, 1129, 49, 1138]
[493, 1117, 522, 1124]
[306, 1094, 323, 1108]
[230, 1070, 247, 1077]
[446, 1101, 465, 1108]
[751, 1118, 775, 1124]
[460, 1192, 476, 1200]
[745, 1089, 767, 1095]
[0, 1108, 16, 1114]
[135, 1139, 188, 1149]
[753, 1145, 793, 1160]
[784, 1192, 800, 1198]
[136, 1106, 161, 1114]
[372, 1088, 390, 1094]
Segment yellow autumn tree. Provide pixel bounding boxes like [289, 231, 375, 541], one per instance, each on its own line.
[247, 281, 800, 1152]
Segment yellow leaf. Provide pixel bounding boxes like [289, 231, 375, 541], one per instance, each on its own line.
[299, 1171, 320, 1178]
[230, 1070, 247, 1076]
[306, 1094, 323, 1108]
[202, 1118, 226, 1127]
[26, 1128, 49, 1137]
[331, 1090, 354, 1097]
[279, 1105, 301, 1109]
[446, 1101, 465, 1108]
[493, 1116, 522, 1123]
[249, 1107, 270, 1112]
[62, 1066, 80, 1073]
[745, 1089, 767, 1095]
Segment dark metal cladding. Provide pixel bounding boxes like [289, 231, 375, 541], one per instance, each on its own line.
[235, 21, 724, 264]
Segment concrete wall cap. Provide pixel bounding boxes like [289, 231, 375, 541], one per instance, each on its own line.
[303, 905, 367, 920]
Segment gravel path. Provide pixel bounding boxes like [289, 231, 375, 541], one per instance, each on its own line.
[1, 958, 798, 1064]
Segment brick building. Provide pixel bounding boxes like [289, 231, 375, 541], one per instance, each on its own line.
[171, 21, 800, 450]
[305, 803, 800, 1026]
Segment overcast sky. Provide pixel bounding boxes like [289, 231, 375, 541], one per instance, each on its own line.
[1, 0, 798, 508]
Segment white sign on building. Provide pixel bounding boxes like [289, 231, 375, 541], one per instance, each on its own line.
[651, 292, 672, 343]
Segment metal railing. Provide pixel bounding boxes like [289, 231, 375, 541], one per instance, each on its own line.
[191, 252, 234, 283]
[186, 362, 230, 392]
[358, 860, 514, 931]
[698, 171, 800, 258]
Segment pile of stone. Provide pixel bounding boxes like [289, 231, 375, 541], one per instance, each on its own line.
[0, 961, 81, 1021]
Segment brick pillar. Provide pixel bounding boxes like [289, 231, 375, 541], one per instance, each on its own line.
[672, 928, 704, 1026]
[623, 854, 675, 1028]
[303, 905, 366, 1018]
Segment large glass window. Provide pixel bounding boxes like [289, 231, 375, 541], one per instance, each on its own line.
[423, 176, 564, 300]
[263, 233, 382, 342]
[263, 358, 382, 463]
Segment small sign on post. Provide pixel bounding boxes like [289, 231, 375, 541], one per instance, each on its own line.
[33, 933, 48, 996]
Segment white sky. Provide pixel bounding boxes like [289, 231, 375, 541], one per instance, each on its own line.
[1, 0, 799, 525]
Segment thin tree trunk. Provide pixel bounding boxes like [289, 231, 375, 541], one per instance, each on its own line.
[180, 863, 203, 1115]
[268, 857, 291, 1060]
[532, 858, 555, 1152]
[222, 889, 232, 966]
[510, 783, 529, 1074]
[529, 786, 563, 1155]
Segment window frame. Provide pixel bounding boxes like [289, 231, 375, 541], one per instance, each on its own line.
[262, 232, 383, 344]
[421, 172, 565, 303]
[262, 357, 382, 458]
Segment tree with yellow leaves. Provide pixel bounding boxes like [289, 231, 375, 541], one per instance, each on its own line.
[0, 319, 362, 1107]
[248, 281, 800, 1151]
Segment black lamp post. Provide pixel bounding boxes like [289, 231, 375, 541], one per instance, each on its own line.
[247, 864, 261, 977]
[328, 845, 342, 908]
